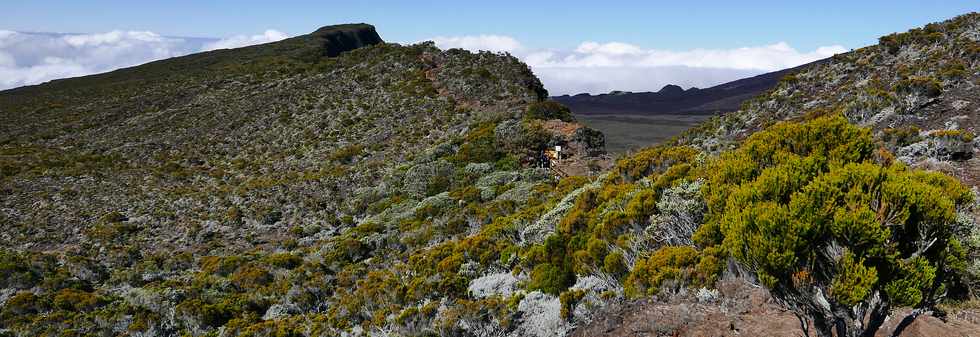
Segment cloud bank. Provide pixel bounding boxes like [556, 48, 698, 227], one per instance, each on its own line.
[432, 35, 846, 95]
[202, 30, 288, 51]
[0, 28, 843, 96]
[429, 35, 522, 53]
[0, 30, 288, 90]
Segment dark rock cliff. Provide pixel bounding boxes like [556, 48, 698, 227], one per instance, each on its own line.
[308, 23, 384, 57]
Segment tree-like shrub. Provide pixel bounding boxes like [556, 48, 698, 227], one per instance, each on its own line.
[528, 263, 575, 295]
[698, 115, 972, 337]
[525, 101, 574, 122]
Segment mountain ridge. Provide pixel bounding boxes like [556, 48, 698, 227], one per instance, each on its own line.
[553, 59, 826, 116]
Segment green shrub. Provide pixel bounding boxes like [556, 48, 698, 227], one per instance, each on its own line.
[559, 289, 586, 319]
[1, 292, 44, 317]
[525, 101, 574, 122]
[625, 246, 699, 297]
[610, 145, 698, 182]
[528, 263, 575, 295]
[882, 126, 922, 147]
[231, 264, 274, 289]
[602, 251, 627, 277]
[0, 250, 40, 289]
[177, 298, 234, 328]
[330, 144, 364, 163]
[52, 288, 103, 311]
[927, 129, 975, 142]
[896, 76, 942, 98]
[939, 61, 968, 79]
[455, 123, 501, 163]
[263, 253, 303, 269]
[697, 115, 972, 337]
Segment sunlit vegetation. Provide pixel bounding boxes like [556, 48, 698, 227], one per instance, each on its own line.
[695, 115, 973, 336]
[1, 12, 979, 337]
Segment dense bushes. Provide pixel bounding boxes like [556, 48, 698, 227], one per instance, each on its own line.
[625, 246, 723, 297]
[455, 123, 501, 164]
[610, 145, 698, 182]
[329, 144, 365, 163]
[529, 263, 576, 295]
[525, 101, 574, 122]
[696, 115, 972, 337]
[0, 250, 41, 289]
[896, 76, 943, 98]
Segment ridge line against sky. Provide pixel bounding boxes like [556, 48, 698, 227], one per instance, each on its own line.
[1, 1, 976, 94]
[0, 29, 843, 94]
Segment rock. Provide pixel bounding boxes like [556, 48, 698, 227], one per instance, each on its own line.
[263, 303, 298, 320]
[307, 23, 384, 57]
[898, 136, 974, 163]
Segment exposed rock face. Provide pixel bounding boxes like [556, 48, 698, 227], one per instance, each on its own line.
[308, 23, 384, 57]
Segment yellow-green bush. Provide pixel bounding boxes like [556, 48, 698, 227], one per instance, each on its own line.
[559, 289, 586, 319]
[927, 129, 975, 142]
[52, 288, 103, 312]
[263, 253, 303, 269]
[609, 146, 698, 182]
[695, 115, 972, 336]
[231, 264, 274, 289]
[624, 246, 719, 297]
[454, 123, 501, 164]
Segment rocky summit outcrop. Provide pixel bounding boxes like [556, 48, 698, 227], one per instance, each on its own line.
[308, 23, 384, 57]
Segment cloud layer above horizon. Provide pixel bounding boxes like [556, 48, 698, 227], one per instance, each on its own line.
[431, 35, 846, 95]
[0, 29, 844, 95]
[0, 30, 288, 90]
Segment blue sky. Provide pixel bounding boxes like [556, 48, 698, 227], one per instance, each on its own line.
[1, 1, 976, 94]
[6, 1, 975, 50]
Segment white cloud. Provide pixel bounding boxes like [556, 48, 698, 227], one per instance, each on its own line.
[430, 35, 522, 53]
[0, 29, 845, 96]
[201, 30, 289, 51]
[0, 29, 288, 90]
[533, 66, 762, 97]
[428, 35, 847, 95]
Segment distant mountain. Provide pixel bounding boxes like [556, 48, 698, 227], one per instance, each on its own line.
[553, 60, 825, 116]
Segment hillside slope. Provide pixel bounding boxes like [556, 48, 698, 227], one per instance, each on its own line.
[0, 23, 607, 336]
[1, 13, 979, 337]
[571, 12, 980, 337]
[0, 24, 550, 252]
